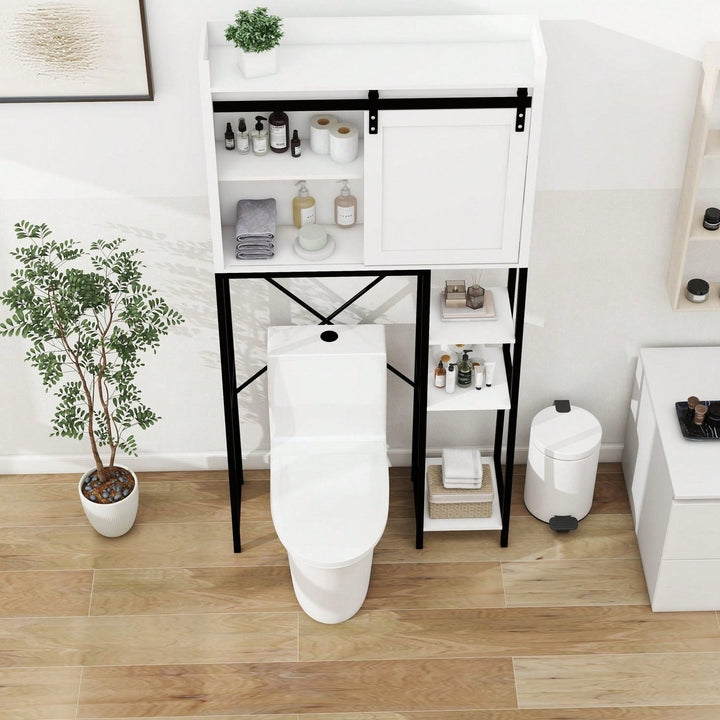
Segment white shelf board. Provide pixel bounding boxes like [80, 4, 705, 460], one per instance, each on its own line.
[206, 17, 541, 99]
[215, 140, 363, 182]
[222, 223, 365, 272]
[429, 286, 515, 345]
[427, 345, 510, 411]
[423, 459, 502, 532]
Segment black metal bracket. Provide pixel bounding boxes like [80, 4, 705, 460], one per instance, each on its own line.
[515, 88, 529, 132]
[368, 89, 379, 134]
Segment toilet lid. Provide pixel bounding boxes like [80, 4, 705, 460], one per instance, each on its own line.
[270, 440, 389, 569]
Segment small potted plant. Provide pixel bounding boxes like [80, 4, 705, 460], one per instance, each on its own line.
[225, 6, 284, 78]
[0, 221, 184, 537]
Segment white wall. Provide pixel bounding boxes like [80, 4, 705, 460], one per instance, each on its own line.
[1, 0, 718, 472]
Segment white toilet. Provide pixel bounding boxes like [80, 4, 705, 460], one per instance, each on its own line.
[267, 324, 389, 624]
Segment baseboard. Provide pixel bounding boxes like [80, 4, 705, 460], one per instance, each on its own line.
[0, 443, 625, 475]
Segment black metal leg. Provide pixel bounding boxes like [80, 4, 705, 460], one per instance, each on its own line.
[215, 275, 244, 553]
[411, 270, 431, 549]
[500, 268, 528, 547]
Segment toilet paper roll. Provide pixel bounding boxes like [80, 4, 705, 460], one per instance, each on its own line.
[310, 114, 337, 155]
[329, 122, 359, 163]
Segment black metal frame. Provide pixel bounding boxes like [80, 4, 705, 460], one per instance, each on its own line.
[215, 267, 527, 552]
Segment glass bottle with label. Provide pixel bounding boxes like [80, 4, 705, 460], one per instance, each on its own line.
[433, 360, 446, 388]
[457, 352, 473, 387]
[292, 180, 316, 228]
[236, 117, 249, 154]
[268, 109, 289, 153]
[334, 180, 357, 228]
[251, 116, 268, 156]
[224, 122, 235, 150]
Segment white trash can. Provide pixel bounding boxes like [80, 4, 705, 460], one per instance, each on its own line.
[524, 402, 602, 531]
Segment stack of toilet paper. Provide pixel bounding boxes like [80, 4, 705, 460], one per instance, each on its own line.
[442, 448, 484, 489]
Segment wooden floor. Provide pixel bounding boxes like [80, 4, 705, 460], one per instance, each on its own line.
[2, 464, 720, 719]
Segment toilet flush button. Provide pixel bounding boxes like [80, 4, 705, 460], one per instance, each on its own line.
[320, 330, 338, 342]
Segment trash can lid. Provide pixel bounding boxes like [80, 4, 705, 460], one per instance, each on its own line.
[530, 405, 602, 461]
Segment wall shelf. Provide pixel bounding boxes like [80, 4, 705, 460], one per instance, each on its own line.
[667, 43, 720, 311]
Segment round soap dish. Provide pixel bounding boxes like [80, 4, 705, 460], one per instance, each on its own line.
[294, 236, 335, 261]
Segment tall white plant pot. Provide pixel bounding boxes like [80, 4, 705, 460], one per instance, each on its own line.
[78, 465, 139, 538]
[237, 47, 277, 78]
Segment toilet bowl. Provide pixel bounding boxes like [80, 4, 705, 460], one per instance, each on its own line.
[267, 324, 389, 624]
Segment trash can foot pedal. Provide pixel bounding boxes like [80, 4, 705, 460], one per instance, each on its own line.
[549, 515, 578, 533]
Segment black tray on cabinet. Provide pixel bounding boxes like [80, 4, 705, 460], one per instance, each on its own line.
[675, 401, 720, 440]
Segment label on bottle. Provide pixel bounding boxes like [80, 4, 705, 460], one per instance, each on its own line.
[236, 134, 249, 152]
[300, 205, 316, 226]
[253, 135, 267, 153]
[434, 371, 446, 388]
[336, 203, 356, 226]
[225, 138, 235, 150]
[270, 124, 287, 149]
[457, 365, 472, 387]
[291, 144, 301, 157]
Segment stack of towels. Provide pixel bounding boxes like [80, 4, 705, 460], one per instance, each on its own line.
[442, 447, 484, 488]
[235, 198, 276, 259]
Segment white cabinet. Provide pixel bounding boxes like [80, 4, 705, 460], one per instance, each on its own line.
[667, 43, 720, 310]
[621, 346, 720, 611]
[364, 108, 531, 266]
[200, 16, 545, 275]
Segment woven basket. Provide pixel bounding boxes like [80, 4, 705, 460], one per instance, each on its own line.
[426, 464, 493, 519]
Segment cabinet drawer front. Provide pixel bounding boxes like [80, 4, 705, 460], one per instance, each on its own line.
[364, 107, 530, 265]
[665, 502, 720, 559]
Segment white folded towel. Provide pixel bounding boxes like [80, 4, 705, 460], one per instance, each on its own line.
[443, 478, 484, 489]
[442, 448, 483, 482]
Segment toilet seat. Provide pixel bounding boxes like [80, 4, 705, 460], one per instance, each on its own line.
[270, 439, 389, 569]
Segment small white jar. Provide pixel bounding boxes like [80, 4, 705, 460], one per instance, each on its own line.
[297, 223, 327, 251]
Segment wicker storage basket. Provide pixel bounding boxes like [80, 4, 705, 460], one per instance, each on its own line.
[426, 464, 493, 519]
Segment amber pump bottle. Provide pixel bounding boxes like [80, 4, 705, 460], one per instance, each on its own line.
[268, 109, 289, 153]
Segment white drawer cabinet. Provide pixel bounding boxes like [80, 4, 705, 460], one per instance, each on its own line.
[622, 346, 720, 611]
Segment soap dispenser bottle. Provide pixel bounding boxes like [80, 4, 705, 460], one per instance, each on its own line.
[268, 109, 289, 153]
[236, 117, 249, 154]
[251, 116, 268, 156]
[457, 351, 473, 387]
[293, 180, 316, 228]
[334, 180, 357, 228]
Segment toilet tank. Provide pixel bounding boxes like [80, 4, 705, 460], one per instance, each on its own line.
[267, 325, 387, 442]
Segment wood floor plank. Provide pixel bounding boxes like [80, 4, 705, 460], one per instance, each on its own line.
[77, 658, 517, 717]
[364, 562, 504, 609]
[502, 558, 649, 606]
[0, 612, 298, 666]
[298, 709, 720, 719]
[0, 482, 86, 526]
[375, 513, 639, 564]
[0, 570, 93, 617]
[0, 520, 287, 571]
[299, 605, 720, 662]
[0, 666, 81, 720]
[90, 566, 298, 615]
[514, 652, 720, 708]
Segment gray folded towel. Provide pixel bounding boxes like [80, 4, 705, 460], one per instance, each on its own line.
[236, 240, 274, 260]
[236, 198, 276, 242]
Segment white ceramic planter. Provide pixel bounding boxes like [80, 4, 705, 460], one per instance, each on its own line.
[237, 47, 277, 78]
[78, 465, 139, 537]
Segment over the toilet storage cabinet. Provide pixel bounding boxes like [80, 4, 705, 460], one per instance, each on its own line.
[200, 16, 545, 551]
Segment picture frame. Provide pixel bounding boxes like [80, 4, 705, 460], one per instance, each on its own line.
[0, 0, 153, 103]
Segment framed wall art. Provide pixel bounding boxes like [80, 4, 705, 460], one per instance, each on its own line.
[0, 0, 153, 102]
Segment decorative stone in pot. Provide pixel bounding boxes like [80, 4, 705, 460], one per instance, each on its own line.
[237, 47, 277, 78]
[78, 465, 139, 537]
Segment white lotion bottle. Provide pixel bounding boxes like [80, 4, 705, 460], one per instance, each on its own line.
[445, 364, 457, 394]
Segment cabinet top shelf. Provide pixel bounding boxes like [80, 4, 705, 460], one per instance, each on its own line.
[202, 16, 545, 100]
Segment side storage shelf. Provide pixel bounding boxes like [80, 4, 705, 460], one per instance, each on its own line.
[667, 43, 720, 310]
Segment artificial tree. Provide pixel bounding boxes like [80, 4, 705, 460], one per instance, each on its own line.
[224, 6, 284, 54]
[0, 221, 183, 496]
